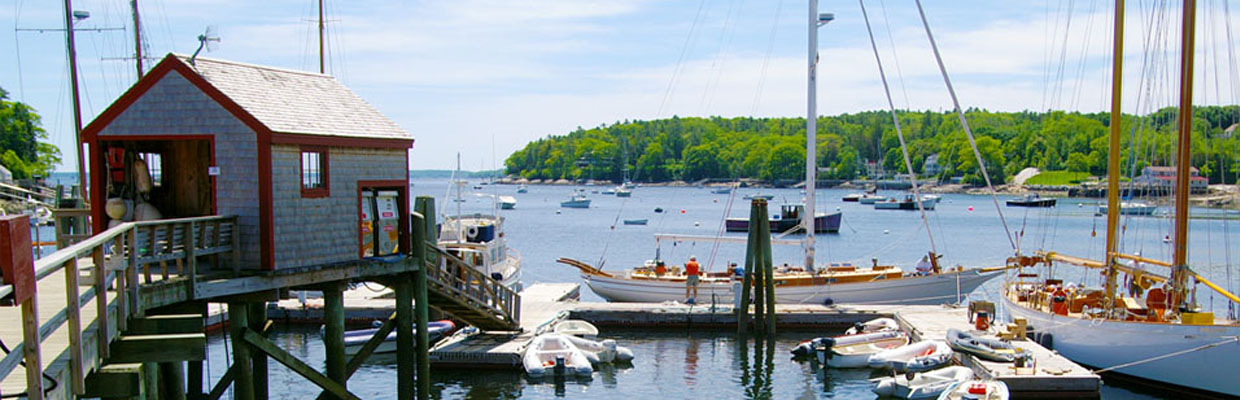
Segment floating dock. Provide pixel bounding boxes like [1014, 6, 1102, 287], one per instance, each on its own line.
[427, 283, 580, 368]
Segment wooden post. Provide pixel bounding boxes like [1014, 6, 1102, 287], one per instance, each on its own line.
[323, 284, 347, 400]
[395, 275, 414, 400]
[65, 258, 85, 394]
[751, 199, 766, 334]
[738, 200, 759, 334]
[187, 350, 204, 400]
[410, 211, 431, 400]
[758, 203, 776, 335]
[228, 302, 254, 400]
[248, 302, 268, 400]
[92, 246, 110, 360]
[158, 362, 186, 400]
[21, 299, 43, 400]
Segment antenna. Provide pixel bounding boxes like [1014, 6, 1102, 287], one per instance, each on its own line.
[189, 25, 220, 65]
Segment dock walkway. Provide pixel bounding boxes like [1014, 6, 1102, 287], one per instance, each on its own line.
[428, 283, 579, 368]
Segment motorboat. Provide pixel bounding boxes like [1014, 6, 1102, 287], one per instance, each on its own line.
[561, 190, 591, 209]
[1096, 201, 1157, 216]
[516, 184, 528, 193]
[872, 365, 974, 400]
[875, 195, 938, 210]
[615, 184, 632, 197]
[622, 219, 647, 225]
[791, 325, 902, 357]
[858, 194, 888, 204]
[1006, 194, 1056, 208]
[937, 380, 1009, 400]
[336, 320, 454, 355]
[742, 193, 775, 200]
[725, 203, 841, 233]
[440, 213, 523, 290]
[523, 333, 593, 377]
[842, 193, 864, 202]
[945, 329, 1029, 363]
[498, 195, 517, 210]
[711, 187, 733, 194]
[818, 332, 910, 368]
[866, 340, 954, 372]
[554, 319, 599, 339]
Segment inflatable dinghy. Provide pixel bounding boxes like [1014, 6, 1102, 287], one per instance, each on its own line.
[819, 333, 909, 368]
[564, 335, 635, 364]
[791, 329, 905, 357]
[867, 340, 954, 372]
[872, 365, 973, 399]
[937, 379, 1009, 400]
[946, 329, 1029, 363]
[523, 333, 594, 377]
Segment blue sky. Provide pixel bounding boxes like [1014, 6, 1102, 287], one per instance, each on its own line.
[3, 0, 1237, 172]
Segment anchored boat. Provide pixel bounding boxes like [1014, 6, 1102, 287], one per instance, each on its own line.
[724, 203, 841, 233]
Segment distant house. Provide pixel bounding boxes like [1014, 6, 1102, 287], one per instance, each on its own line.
[0, 165, 11, 184]
[864, 160, 886, 179]
[82, 54, 414, 270]
[923, 153, 943, 177]
[1132, 166, 1208, 193]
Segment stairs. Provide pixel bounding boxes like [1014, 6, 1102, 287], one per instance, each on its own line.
[422, 246, 520, 331]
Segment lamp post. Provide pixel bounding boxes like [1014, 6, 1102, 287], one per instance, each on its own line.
[805, 2, 833, 272]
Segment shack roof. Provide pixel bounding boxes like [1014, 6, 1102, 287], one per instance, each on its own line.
[173, 54, 410, 140]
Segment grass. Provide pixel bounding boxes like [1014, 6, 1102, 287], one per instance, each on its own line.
[1025, 171, 1091, 186]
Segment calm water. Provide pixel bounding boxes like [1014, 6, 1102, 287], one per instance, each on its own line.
[194, 180, 1235, 398]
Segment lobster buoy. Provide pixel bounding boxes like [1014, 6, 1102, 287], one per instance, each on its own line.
[133, 201, 163, 221]
[105, 198, 128, 220]
[133, 158, 153, 194]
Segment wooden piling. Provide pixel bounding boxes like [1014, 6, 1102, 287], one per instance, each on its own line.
[758, 203, 776, 335]
[228, 302, 254, 400]
[395, 275, 415, 400]
[751, 199, 767, 334]
[249, 302, 269, 400]
[410, 209, 432, 400]
[737, 211, 755, 334]
[415, 196, 445, 322]
[323, 284, 347, 400]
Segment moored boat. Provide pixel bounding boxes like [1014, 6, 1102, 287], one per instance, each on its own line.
[622, 218, 647, 225]
[945, 329, 1028, 363]
[1005, 194, 1056, 208]
[554, 319, 599, 339]
[498, 195, 517, 210]
[742, 193, 775, 200]
[561, 190, 591, 208]
[440, 213, 523, 290]
[874, 195, 938, 210]
[724, 203, 841, 233]
[791, 323, 902, 357]
[337, 320, 455, 355]
[858, 194, 888, 204]
[523, 334, 593, 377]
[937, 380, 1009, 400]
[819, 333, 909, 367]
[1096, 201, 1157, 216]
[867, 340, 954, 372]
[517, 184, 528, 193]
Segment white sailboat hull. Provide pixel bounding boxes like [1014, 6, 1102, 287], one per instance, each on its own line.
[583, 269, 1001, 305]
[1002, 296, 1240, 396]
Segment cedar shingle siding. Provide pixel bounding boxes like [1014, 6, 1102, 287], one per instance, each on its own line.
[97, 72, 263, 268]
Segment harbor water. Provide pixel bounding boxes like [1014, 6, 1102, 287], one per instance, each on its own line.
[193, 179, 1233, 398]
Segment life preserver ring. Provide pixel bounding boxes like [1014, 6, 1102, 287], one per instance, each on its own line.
[466, 226, 479, 239]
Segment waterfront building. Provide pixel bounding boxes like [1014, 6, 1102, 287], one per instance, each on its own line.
[1132, 165, 1208, 194]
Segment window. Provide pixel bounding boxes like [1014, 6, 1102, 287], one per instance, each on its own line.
[140, 152, 162, 187]
[300, 147, 329, 198]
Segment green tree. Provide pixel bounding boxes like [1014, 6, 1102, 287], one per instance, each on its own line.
[0, 87, 60, 179]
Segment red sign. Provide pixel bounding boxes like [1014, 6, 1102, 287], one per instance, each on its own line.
[0, 215, 37, 304]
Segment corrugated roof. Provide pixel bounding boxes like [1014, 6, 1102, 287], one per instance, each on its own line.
[175, 54, 411, 140]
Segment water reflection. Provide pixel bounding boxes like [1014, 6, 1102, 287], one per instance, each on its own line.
[734, 335, 778, 399]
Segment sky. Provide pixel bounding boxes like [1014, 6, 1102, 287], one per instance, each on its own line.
[3, 0, 1238, 172]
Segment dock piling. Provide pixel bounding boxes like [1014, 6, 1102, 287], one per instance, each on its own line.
[410, 207, 432, 400]
[248, 302, 269, 400]
[228, 302, 254, 400]
[322, 283, 348, 400]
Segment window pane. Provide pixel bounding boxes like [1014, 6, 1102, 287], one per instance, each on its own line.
[302, 151, 324, 189]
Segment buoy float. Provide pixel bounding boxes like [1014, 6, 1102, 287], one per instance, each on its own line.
[968, 206, 974, 211]
[680, 209, 686, 214]
[883, 229, 890, 234]
[694, 221, 700, 226]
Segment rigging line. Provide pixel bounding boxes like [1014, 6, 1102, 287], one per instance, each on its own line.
[698, 0, 740, 115]
[657, 0, 708, 118]
[1040, 0, 1062, 110]
[877, 0, 910, 109]
[706, 183, 740, 272]
[750, 0, 785, 116]
[913, 0, 1016, 252]
[12, 0, 26, 99]
[1051, 0, 1078, 109]
[1069, 0, 1101, 110]
[860, 0, 936, 256]
[1094, 336, 1240, 374]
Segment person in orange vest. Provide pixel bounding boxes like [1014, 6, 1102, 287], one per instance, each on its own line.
[685, 256, 701, 304]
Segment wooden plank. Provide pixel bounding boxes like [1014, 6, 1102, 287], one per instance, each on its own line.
[108, 333, 206, 363]
[93, 247, 110, 360]
[126, 314, 204, 335]
[187, 221, 198, 298]
[21, 299, 43, 400]
[229, 303, 254, 400]
[64, 258, 85, 395]
[242, 329, 361, 400]
[83, 362, 143, 398]
[323, 286, 347, 399]
[206, 321, 272, 400]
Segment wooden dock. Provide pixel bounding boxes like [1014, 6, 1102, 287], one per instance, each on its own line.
[427, 283, 579, 368]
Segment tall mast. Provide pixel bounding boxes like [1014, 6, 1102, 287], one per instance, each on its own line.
[1170, 0, 1197, 309]
[131, 0, 143, 78]
[803, 0, 819, 271]
[63, 0, 88, 203]
[319, 0, 325, 74]
[1103, 0, 1125, 312]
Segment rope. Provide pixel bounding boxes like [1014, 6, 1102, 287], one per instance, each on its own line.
[914, 0, 1016, 252]
[750, 0, 786, 115]
[859, 0, 936, 256]
[1094, 336, 1240, 374]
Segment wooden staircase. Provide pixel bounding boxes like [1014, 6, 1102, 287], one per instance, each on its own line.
[422, 245, 520, 331]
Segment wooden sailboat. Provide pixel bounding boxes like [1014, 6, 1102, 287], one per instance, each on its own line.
[1001, 1, 1240, 396]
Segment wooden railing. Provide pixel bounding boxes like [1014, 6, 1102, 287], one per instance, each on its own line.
[0, 215, 237, 399]
[51, 208, 91, 249]
[424, 244, 520, 327]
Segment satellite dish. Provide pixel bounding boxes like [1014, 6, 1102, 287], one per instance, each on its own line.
[189, 26, 221, 65]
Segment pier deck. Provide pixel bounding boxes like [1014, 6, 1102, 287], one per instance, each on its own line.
[428, 283, 580, 368]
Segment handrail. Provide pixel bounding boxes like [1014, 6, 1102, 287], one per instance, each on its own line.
[0, 214, 240, 395]
[424, 243, 520, 327]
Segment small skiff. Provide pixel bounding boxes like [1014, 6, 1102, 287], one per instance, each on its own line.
[867, 340, 954, 372]
[791, 329, 904, 357]
[872, 365, 974, 400]
[523, 334, 593, 377]
[818, 334, 909, 368]
[937, 380, 1009, 400]
[845, 317, 900, 335]
[945, 329, 1029, 363]
[338, 320, 455, 355]
[564, 335, 635, 364]
[554, 319, 599, 339]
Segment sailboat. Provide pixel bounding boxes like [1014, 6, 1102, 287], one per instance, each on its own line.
[557, 1, 1001, 306]
[1001, 2, 1239, 396]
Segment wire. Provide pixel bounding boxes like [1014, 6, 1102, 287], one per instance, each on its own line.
[0, 336, 60, 398]
[656, 0, 708, 118]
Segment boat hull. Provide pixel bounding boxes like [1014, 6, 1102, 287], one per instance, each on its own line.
[1002, 295, 1240, 396]
[875, 200, 937, 210]
[725, 212, 841, 233]
[1006, 199, 1056, 207]
[561, 200, 590, 208]
[584, 268, 1001, 305]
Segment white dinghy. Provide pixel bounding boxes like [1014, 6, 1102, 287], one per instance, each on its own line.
[523, 334, 593, 377]
[791, 327, 904, 357]
[867, 340, 954, 372]
[937, 380, 1009, 400]
[872, 365, 974, 400]
[845, 317, 900, 335]
[818, 332, 909, 368]
[553, 319, 599, 339]
[565, 335, 635, 364]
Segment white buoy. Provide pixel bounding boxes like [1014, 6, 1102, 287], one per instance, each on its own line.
[556, 210, 562, 215]
[694, 221, 700, 226]
[884, 229, 890, 234]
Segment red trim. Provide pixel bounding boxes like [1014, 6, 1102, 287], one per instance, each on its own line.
[272, 132, 412, 150]
[89, 135, 218, 231]
[259, 133, 274, 271]
[90, 143, 106, 234]
[356, 180, 410, 259]
[299, 146, 330, 198]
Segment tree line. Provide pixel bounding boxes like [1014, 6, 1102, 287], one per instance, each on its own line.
[504, 106, 1240, 185]
[0, 86, 61, 180]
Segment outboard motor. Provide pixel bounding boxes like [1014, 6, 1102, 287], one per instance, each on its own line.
[791, 337, 828, 357]
[598, 339, 618, 363]
[553, 355, 566, 376]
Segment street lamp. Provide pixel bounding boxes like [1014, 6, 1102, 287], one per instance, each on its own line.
[804, 3, 833, 272]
